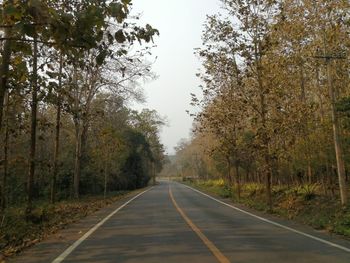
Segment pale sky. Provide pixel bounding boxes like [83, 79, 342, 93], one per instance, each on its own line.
[132, 0, 222, 154]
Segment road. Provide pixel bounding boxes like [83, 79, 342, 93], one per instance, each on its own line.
[13, 181, 350, 262]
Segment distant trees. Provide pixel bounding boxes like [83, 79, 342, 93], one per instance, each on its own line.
[0, 0, 164, 215]
[181, 0, 350, 207]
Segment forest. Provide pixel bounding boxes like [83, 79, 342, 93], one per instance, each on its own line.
[0, 0, 165, 225]
[173, 0, 350, 213]
[2, 0, 350, 259]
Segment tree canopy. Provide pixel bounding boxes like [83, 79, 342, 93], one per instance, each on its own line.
[0, 0, 164, 215]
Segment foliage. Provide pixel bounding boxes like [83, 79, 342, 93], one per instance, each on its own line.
[188, 180, 350, 238]
[176, 0, 350, 208]
[0, 0, 164, 219]
[0, 191, 130, 257]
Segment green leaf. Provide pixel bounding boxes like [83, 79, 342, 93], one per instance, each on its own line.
[109, 3, 127, 23]
[107, 32, 114, 44]
[121, 0, 132, 5]
[110, 3, 122, 17]
[46, 71, 59, 78]
[12, 42, 32, 56]
[4, 5, 18, 17]
[22, 24, 36, 37]
[115, 30, 126, 43]
[96, 50, 108, 65]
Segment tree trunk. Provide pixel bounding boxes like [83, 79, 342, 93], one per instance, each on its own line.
[307, 161, 312, 185]
[235, 161, 241, 199]
[0, 6, 13, 132]
[51, 53, 63, 204]
[152, 162, 156, 186]
[73, 116, 88, 199]
[73, 122, 82, 199]
[245, 167, 250, 183]
[254, 36, 272, 210]
[1, 91, 9, 210]
[265, 155, 272, 210]
[80, 121, 88, 169]
[299, 62, 306, 101]
[226, 156, 233, 186]
[104, 162, 108, 199]
[256, 171, 261, 184]
[27, 33, 38, 215]
[326, 60, 347, 206]
[316, 65, 325, 122]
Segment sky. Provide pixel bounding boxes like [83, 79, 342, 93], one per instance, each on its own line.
[131, 0, 222, 155]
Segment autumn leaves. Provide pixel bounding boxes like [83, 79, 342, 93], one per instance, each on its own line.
[186, 0, 350, 207]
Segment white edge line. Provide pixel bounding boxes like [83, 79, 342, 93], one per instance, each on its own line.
[52, 188, 153, 263]
[182, 184, 350, 253]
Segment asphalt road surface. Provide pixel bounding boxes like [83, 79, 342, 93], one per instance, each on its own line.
[13, 181, 350, 262]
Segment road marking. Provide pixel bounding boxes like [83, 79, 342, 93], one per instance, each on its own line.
[169, 186, 230, 263]
[183, 184, 350, 253]
[52, 188, 153, 263]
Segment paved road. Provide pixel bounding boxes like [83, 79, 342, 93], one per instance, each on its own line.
[13, 181, 350, 262]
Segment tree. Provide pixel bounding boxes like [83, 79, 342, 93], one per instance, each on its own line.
[187, 0, 350, 208]
[0, 0, 161, 213]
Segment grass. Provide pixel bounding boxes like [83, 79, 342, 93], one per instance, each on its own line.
[0, 191, 130, 258]
[185, 179, 350, 239]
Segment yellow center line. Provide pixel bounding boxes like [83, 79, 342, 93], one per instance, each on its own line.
[169, 186, 231, 263]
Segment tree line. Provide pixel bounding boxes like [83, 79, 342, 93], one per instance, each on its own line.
[177, 0, 350, 208]
[0, 0, 165, 216]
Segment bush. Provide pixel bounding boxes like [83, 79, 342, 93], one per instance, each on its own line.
[244, 183, 264, 197]
[298, 184, 320, 201]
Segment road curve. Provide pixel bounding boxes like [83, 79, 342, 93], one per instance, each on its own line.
[13, 181, 350, 262]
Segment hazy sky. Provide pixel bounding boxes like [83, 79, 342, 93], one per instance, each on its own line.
[132, 0, 222, 154]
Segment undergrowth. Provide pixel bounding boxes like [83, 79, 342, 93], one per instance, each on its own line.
[0, 191, 129, 257]
[186, 179, 350, 239]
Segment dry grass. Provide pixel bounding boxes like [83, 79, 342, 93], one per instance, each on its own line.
[188, 179, 350, 239]
[0, 191, 129, 257]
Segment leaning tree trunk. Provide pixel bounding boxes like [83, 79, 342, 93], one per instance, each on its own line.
[27, 32, 39, 215]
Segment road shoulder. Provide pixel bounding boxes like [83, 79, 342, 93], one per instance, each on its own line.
[179, 181, 350, 251]
[8, 187, 152, 263]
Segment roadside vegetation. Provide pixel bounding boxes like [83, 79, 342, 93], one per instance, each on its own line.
[0, 0, 164, 257]
[167, 0, 350, 238]
[0, 191, 130, 257]
[184, 179, 350, 239]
